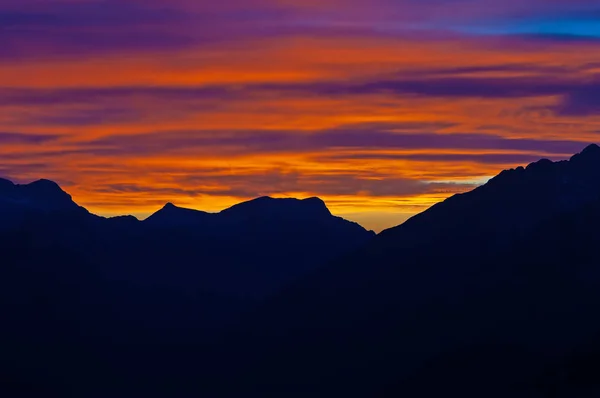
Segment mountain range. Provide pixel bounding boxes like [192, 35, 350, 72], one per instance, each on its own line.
[3, 144, 600, 397]
[0, 181, 373, 296]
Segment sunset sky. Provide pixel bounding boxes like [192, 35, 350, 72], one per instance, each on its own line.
[2, 0, 600, 231]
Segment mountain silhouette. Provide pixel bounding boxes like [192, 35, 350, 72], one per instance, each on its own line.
[0, 178, 90, 230]
[144, 196, 340, 232]
[4, 145, 600, 397]
[193, 144, 600, 397]
[0, 178, 374, 296]
[145, 202, 214, 227]
[0, 178, 375, 395]
[0, 178, 79, 210]
[221, 196, 331, 219]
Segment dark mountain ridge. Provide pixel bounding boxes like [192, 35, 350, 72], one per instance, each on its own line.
[189, 144, 600, 397]
[0, 178, 374, 295]
[142, 195, 360, 238]
[4, 145, 600, 397]
[0, 178, 376, 396]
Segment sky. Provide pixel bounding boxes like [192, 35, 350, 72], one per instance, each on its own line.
[1, 0, 600, 232]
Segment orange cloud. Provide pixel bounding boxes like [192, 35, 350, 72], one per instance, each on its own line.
[1, 30, 600, 232]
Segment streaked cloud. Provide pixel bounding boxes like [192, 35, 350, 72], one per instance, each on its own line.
[1, 0, 599, 231]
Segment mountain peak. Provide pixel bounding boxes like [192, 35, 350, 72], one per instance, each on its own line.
[581, 143, 600, 154]
[565, 143, 600, 174]
[524, 157, 554, 173]
[222, 196, 332, 218]
[26, 178, 69, 194]
[574, 143, 600, 161]
[162, 202, 178, 210]
[0, 178, 14, 191]
[30, 178, 61, 187]
[155, 202, 208, 215]
[0, 178, 78, 212]
[24, 179, 74, 201]
[145, 202, 212, 226]
[301, 197, 331, 215]
[303, 196, 326, 205]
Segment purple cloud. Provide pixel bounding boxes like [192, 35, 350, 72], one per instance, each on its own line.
[555, 83, 600, 116]
[1, 0, 599, 62]
[25, 107, 144, 127]
[0, 0, 307, 61]
[0, 86, 237, 106]
[0, 1, 210, 60]
[0, 132, 61, 144]
[316, 76, 588, 99]
[1, 73, 597, 115]
[4, 125, 586, 159]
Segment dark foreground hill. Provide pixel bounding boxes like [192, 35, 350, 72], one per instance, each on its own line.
[4, 145, 600, 397]
[0, 181, 373, 396]
[0, 181, 373, 298]
[195, 144, 600, 397]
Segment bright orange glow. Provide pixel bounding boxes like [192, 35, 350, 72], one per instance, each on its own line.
[2, 22, 600, 232]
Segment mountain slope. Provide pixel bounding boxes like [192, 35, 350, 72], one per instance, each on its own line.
[144, 202, 215, 227]
[0, 179, 91, 229]
[137, 197, 374, 297]
[0, 179, 375, 396]
[198, 144, 600, 397]
[0, 179, 374, 297]
[6, 146, 600, 396]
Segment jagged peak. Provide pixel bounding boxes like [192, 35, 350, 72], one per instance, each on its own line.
[0, 177, 80, 213]
[571, 143, 600, 163]
[525, 158, 554, 172]
[488, 144, 600, 187]
[0, 178, 64, 191]
[580, 143, 600, 155]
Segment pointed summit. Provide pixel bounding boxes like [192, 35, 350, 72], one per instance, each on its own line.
[163, 202, 178, 210]
[144, 203, 212, 227]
